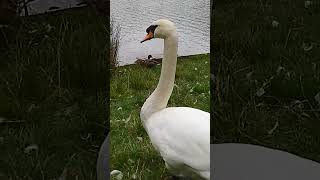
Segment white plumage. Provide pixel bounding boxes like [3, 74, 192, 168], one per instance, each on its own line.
[140, 19, 210, 179]
[146, 107, 210, 178]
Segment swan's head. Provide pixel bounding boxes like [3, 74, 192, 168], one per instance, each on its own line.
[141, 19, 176, 43]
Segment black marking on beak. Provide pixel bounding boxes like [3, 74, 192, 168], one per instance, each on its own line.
[140, 25, 158, 43]
[146, 25, 158, 34]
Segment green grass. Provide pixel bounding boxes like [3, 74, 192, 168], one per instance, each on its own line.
[213, 0, 320, 162]
[0, 7, 108, 179]
[110, 54, 210, 179]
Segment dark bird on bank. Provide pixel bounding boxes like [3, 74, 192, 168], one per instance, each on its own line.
[135, 55, 162, 68]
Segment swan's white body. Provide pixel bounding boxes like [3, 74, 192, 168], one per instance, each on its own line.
[97, 134, 109, 180]
[212, 143, 320, 180]
[140, 19, 210, 179]
[145, 107, 210, 179]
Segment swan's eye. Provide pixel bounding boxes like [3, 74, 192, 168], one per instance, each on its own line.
[146, 25, 158, 33]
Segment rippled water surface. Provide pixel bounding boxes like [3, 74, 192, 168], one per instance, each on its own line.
[111, 0, 210, 65]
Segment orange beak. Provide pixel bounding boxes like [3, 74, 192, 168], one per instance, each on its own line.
[140, 32, 154, 43]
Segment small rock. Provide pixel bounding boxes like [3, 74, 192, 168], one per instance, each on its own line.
[111, 170, 123, 180]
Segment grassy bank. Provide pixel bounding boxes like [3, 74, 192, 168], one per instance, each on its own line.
[213, 0, 320, 162]
[110, 54, 210, 179]
[0, 7, 108, 179]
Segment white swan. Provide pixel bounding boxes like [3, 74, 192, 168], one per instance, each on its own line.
[212, 143, 320, 180]
[97, 134, 109, 180]
[140, 19, 210, 179]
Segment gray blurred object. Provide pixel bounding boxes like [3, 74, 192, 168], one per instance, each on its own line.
[97, 134, 109, 180]
[211, 143, 320, 180]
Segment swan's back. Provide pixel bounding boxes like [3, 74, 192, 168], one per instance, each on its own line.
[212, 143, 320, 180]
[144, 107, 210, 179]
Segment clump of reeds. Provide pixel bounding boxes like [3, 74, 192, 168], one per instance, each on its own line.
[110, 19, 120, 69]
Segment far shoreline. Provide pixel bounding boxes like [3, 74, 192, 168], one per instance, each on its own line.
[118, 53, 210, 67]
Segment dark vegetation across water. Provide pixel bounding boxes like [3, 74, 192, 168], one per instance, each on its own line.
[212, 0, 320, 162]
[0, 7, 108, 179]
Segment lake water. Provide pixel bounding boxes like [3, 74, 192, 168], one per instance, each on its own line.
[24, 0, 210, 65]
[111, 0, 210, 65]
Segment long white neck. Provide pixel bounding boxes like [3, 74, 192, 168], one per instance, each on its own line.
[141, 32, 178, 122]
